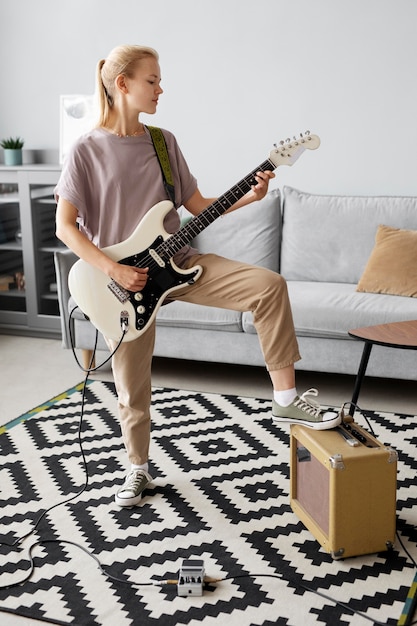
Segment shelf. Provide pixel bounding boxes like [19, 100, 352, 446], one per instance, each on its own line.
[41, 292, 58, 301]
[0, 191, 19, 204]
[30, 186, 55, 200]
[40, 246, 63, 253]
[0, 241, 22, 251]
[0, 166, 62, 338]
[0, 289, 25, 298]
[36, 197, 56, 205]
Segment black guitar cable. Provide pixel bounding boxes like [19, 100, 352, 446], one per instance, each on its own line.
[0, 308, 128, 589]
[68, 304, 126, 373]
[0, 369, 91, 587]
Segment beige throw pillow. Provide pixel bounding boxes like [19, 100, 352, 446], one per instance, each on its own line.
[357, 224, 417, 297]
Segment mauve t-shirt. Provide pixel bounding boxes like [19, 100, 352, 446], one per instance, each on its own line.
[55, 126, 198, 264]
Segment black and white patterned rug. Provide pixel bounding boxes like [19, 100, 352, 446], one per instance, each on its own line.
[0, 380, 416, 625]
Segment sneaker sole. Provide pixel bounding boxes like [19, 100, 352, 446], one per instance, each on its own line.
[114, 492, 143, 507]
[271, 413, 342, 430]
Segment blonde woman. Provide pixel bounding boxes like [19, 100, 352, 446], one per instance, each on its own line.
[55, 45, 341, 507]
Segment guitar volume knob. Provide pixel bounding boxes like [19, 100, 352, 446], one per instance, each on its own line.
[136, 305, 146, 314]
[134, 292, 143, 301]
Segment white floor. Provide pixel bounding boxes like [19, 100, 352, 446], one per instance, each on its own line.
[1, 334, 416, 425]
[0, 334, 416, 626]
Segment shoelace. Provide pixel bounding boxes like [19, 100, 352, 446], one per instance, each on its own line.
[293, 388, 322, 417]
[122, 469, 150, 493]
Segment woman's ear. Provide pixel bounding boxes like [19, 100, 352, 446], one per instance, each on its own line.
[115, 74, 128, 94]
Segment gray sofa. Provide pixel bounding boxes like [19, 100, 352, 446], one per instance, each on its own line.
[55, 186, 417, 380]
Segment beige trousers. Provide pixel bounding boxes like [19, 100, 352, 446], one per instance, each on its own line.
[106, 253, 300, 465]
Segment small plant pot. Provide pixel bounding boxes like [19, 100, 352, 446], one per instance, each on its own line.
[3, 149, 23, 166]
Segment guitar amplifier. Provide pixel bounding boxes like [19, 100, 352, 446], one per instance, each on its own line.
[289, 420, 397, 559]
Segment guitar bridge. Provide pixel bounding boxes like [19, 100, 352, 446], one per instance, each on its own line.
[107, 279, 130, 303]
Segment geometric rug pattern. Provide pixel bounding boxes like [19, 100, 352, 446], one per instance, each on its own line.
[0, 380, 416, 625]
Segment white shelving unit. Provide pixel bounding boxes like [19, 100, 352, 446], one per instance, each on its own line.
[0, 165, 62, 337]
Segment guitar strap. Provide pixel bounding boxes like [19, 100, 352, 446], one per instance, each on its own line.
[146, 125, 176, 204]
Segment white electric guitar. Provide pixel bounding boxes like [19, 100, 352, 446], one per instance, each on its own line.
[69, 132, 320, 341]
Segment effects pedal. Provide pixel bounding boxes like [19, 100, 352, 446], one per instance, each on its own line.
[177, 558, 205, 596]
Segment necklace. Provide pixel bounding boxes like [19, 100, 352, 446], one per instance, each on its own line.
[106, 125, 145, 138]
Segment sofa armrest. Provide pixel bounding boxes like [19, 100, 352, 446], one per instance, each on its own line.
[54, 249, 77, 348]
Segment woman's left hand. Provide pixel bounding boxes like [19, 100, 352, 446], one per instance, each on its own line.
[250, 170, 275, 201]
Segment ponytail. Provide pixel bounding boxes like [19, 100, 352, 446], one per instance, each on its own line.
[96, 59, 110, 127]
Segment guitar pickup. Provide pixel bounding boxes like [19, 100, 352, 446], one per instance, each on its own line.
[149, 248, 165, 267]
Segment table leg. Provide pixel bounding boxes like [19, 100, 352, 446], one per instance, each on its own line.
[349, 342, 373, 416]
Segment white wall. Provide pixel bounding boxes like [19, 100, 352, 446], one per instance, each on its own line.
[1, 0, 416, 196]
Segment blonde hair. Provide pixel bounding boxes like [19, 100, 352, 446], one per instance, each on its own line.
[96, 45, 159, 126]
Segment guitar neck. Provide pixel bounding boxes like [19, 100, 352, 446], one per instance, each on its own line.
[159, 158, 275, 259]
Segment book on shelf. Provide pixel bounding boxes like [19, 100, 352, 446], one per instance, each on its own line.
[0, 275, 16, 291]
[0, 272, 25, 291]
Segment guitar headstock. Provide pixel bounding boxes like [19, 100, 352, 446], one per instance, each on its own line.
[268, 131, 320, 168]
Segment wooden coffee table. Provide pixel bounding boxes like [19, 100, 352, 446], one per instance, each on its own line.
[348, 319, 417, 416]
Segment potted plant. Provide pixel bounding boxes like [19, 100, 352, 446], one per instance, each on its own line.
[1, 136, 24, 166]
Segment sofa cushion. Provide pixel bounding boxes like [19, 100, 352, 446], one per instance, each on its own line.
[357, 224, 417, 297]
[156, 300, 242, 332]
[281, 186, 417, 283]
[242, 281, 417, 339]
[187, 188, 281, 271]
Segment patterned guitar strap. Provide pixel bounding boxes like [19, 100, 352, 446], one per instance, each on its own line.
[146, 125, 176, 204]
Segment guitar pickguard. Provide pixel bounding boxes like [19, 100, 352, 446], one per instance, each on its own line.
[118, 236, 200, 331]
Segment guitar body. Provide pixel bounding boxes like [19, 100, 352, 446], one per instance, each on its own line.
[68, 200, 203, 342]
[68, 132, 320, 343]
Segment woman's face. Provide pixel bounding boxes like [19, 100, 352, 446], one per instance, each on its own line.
[122, 56, 163, 115]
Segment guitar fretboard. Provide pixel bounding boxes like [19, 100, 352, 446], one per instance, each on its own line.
[157, 158, 275, 259]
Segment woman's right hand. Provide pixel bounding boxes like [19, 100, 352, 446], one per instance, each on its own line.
[109, 263, 149, 291]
